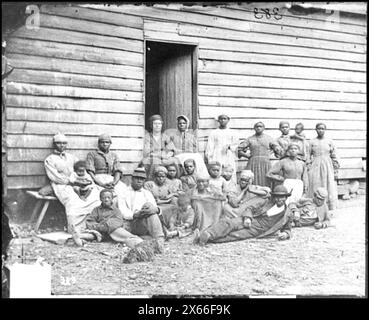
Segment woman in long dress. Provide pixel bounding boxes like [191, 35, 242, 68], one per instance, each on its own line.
[238, 122, 280, 187]
[307, 123, 339, 210]
[44, 134, 101, 234]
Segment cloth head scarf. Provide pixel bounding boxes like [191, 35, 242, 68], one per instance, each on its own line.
[149, 114, 163, 131]
[53, 133, 67, 143]
[177, 115, 190, 130]
[98, 133, 112, 143]
[239, 170, 254, 180]
[154, 165, 168, 176]
[184, 158, 196, 167]
[314, 187, 328, 200]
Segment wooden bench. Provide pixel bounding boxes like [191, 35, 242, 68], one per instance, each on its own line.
[26, 191, 59, 231]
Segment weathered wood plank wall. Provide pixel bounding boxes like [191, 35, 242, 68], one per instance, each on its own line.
[6, 4, 145, 189]
[5, 3, 366, 189]
[114, 3, 366, 179]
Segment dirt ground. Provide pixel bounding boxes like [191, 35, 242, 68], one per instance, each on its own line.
[5, 195, 366, 297]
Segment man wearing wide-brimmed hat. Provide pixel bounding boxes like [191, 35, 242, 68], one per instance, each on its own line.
[194, 185, 293, 245]
[119, 167, 164, 239]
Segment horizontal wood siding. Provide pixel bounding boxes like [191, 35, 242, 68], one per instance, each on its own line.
[5, 3, 366, 189]
[111, 3, 364, 180]
[6, 4, 145, 189]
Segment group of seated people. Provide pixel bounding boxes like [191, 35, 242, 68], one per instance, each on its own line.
[43, 116, 334, 262]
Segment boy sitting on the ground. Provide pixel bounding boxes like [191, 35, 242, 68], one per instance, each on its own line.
[85, 189, 162, 261]
[208, 161, 227, 194]
[289, 187, 330, 229]
[166, 192, 195, 239]
[70, 160, 94, 200]
[180, 158, 198, 191]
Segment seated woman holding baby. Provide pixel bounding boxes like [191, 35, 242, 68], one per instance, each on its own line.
[44, 134, 101, 236]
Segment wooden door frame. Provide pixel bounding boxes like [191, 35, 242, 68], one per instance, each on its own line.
[143, 39, 199, 130]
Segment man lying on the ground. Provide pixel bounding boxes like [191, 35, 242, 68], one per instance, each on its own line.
[223, 170, 270, 219]
[193, 185, 293, 245]
[289, 187, 330, 229]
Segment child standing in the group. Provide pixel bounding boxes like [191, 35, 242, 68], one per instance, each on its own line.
[180, 158, 198, 192]
[166, 193, 195, 239]
[166, 163, 183, 195]
[208, 161, 227, 194]
[289, 187, 330, 229]
[70, 160, 94, 200]
[221, 164, 237, 194]
[290, 122, 309, 162]
[276, 121, 291, 159]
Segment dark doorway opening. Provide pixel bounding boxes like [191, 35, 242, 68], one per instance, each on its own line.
[145, 41, 198, 132]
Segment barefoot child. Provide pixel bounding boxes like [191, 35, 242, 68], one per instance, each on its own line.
[289, 187, 330, 229]
[70, 160, 94, 200]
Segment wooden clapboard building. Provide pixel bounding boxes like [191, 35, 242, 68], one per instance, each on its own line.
[3, 3, 366, 197]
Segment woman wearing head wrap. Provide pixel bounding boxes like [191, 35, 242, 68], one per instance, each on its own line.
[238, 122, 280, 187]
[86, 134, 128, 210]
[223, 170, 271, 219]
[140, 114, 178, 179]
[44, 133, 101, 241]
[205, 114, 239, 183]
[266, 142, 308, 205]
[306, 123, 339, 210]
[144, 165, 180, 231]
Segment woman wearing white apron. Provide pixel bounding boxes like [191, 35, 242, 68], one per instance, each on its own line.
[266, 143, 308, 205]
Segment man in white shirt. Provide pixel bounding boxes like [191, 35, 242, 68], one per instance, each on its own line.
[120, 167, 165, 241]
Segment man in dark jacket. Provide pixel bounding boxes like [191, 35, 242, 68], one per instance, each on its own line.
[194, 185, 293, 245]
